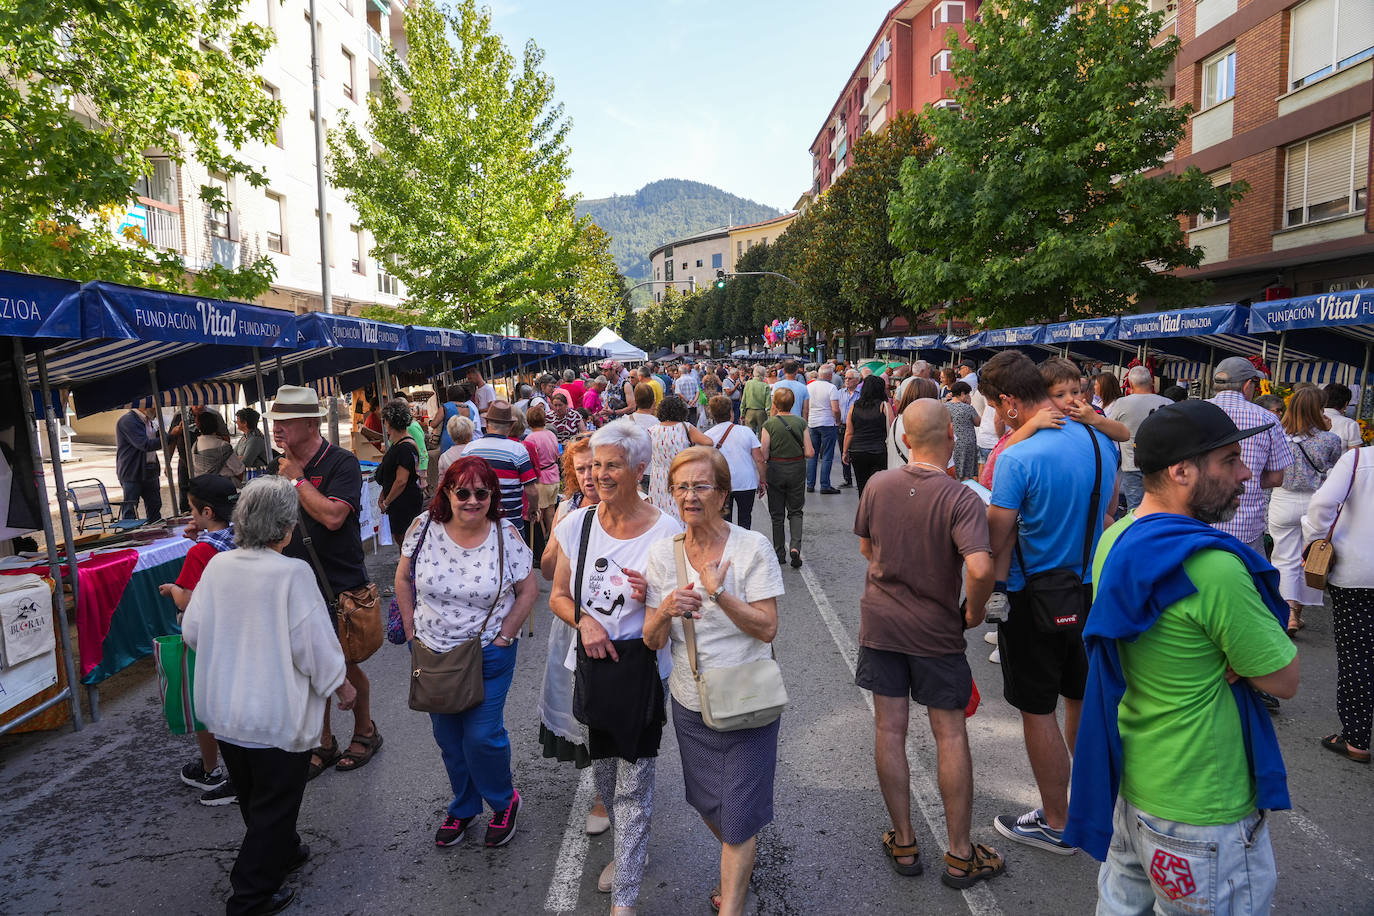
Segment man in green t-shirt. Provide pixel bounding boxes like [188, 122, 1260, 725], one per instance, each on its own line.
[1075, 400, 1298, 915]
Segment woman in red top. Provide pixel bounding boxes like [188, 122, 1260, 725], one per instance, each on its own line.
[158, 476, 239, 806]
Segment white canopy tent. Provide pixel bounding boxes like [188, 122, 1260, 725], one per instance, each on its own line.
[584, 326, 646, 363]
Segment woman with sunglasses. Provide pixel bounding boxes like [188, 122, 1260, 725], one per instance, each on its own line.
[643, 446, 784, 916]
[395, 457, 538, 851]
[550, 418, 683, 915]
[549, 389, 588, 445]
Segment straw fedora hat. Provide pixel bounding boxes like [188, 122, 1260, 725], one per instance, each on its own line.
[266, 385, 328, 419]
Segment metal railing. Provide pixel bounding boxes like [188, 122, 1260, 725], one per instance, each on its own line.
[140, 198, 182, 252]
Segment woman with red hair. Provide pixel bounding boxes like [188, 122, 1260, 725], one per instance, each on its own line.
[394, 457, 537, 851]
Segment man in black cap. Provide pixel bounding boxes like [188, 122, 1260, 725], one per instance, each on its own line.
[1065, 400, 1298, 912]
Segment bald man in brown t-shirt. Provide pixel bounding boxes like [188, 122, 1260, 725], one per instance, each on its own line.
[853, 400, 1003, 889]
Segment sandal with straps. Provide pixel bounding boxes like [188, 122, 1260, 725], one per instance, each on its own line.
[1321, 733, 1371, 764]
[307, 736, 340, 782]
[941, 843, 1005, 889]
[882, 829, 923, 876]
[336, 721, 383, 772]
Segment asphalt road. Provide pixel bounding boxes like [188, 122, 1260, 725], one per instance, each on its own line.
[2, 465, 1373, 915]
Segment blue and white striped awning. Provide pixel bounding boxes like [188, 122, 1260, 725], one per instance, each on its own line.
[127, 381, 241, 409]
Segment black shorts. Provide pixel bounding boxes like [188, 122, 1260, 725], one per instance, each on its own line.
[998, 588, 1089, 715]
[855, 647, 972, 710]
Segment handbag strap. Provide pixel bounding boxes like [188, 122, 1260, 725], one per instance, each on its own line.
[298, 510, 337, 606]
[714, 424, 734, 450]
[572, 506, 597, 624]
[1011, 422, 1102, 580]
[1324, 448, 1361, 541]
[1293, 438, 1326, 482]
[474, 520, 506, 637]
[673, 534, 702, 679]
[407, 518, 431, 604]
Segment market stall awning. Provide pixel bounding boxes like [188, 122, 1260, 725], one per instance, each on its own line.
[127, 381, 241, 409]
[875, 334, 945, 352]
[981, 325, 1045, 348]
[4, 270, 83, 342]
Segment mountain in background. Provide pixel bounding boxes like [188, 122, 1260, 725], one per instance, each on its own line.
[576, 179, 783, 281]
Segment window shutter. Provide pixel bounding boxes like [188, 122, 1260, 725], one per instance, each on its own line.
[1285, 142, 1308, 218]
[1335, 0, 1373, 66]
[1290, 0, 1334, 85]
[1304, 126, 1353, 212]
[1211, 167, 1232, 187]
[1354, 119, 1370, 194]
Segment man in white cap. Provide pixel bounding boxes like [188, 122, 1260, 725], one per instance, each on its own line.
[1206, 358, 1292, 555]
[269, 385, 381, 778]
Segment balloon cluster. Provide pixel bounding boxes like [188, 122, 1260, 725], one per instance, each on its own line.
[762, 317, 807, 347]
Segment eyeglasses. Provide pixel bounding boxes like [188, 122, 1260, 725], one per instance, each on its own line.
[449, 487, 492, 501]
[672, 483, 719, 496]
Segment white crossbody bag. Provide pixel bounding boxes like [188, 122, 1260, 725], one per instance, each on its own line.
[673, 534, 787, 732]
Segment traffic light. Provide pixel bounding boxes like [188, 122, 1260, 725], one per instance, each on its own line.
[714, 269, 726, 290]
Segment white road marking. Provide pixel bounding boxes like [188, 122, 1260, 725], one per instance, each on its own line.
[543, 767, 597, 912]
[1284, 810, 1374, 884]
[800, 562, 1003, 916]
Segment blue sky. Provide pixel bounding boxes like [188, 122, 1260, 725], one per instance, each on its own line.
[486, 0, 897, 212]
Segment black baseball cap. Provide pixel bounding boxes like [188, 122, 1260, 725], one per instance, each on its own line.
[1135, 400, 1273, 474]
[188, 474, 239, 522]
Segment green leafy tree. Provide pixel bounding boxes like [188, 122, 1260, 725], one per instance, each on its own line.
[889, 0, 1244, 327]
[527, 221, 626, 342]
[0, 0, 279, 298]
[330, 0, 579, 332]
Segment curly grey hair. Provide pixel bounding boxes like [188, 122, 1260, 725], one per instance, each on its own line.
[589, 416, 651, 472]
[381, 400, 412, 432]
[446, 414, 474, 446]
[233, 476, 301, 549]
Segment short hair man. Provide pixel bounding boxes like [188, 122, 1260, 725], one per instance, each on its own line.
[1207, 357, 1291, 554]
[1066, 400, 1297, 913]
[116, 404, 164, 521]
[981, 350, 1119, 854]
[1322, 384, 1363, 450]
[673, 360, 700, 405]
[460, 400, 537, 537]
[837, 369, 862, 488]
[269, 385, 377, 776]
[805, 364, 842, 494]
[855, 400, 1003, 889]
[1107, 366, 1173, 511]
[465, 367, 497, 417]
[771, 360, 810, 419]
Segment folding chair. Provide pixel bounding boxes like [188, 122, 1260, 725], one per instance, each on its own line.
[65, 479, 144, 534]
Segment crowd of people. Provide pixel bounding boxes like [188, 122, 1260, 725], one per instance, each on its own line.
[138, 349, 1373, 915]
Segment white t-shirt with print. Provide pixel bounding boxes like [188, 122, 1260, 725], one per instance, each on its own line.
[402, 512, 532, 652]
[643, 527, 785, 712]
[556, 505, 682, 673]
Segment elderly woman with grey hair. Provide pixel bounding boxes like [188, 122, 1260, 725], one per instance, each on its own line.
[378, 400, 425, 543]
[549, 418, 683, 914]
[183, 476, 355, 914]
[437, 414, 476, 480]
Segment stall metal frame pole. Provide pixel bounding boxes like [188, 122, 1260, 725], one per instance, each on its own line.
[1360, 344, 1372, 421]
[251, 347, 272, 444]
[4, 341, 84, 734]
[1205, 346, 1217, 399]
[1274, 331, 1288, 387]
[148, 362, 180, 529]
[174, 385, 194, 483]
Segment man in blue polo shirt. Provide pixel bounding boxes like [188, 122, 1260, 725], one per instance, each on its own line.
[771, 360, 809, 419]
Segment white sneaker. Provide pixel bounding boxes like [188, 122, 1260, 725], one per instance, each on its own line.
[598, 860, 615, 893]
[585, 810, 610, 836]
[983, 630, 999, 646]
[989, 648, 1001, 664]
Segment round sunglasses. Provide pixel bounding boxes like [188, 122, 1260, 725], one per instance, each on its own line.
[448, 486, 492, 501]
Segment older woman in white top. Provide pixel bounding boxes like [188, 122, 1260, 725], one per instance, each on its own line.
[1303, 444, 1374, 763]
[550, 418, 683, 915]
[397, 455, 537, 851]
[643, 446, 784, 916]
[183, 476, 355, 915]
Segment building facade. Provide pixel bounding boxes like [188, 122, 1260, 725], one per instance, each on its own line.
[114, 0, 411, 316]
[1164, 0, 1372, 303]
[647, 228, 731, 303]
[727, 212, 799, 270]
[809, 0, 978, 196]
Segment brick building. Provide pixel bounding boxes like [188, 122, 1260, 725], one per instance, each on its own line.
[1164, 0, 1371, 302]
[809, 0, 979, 196]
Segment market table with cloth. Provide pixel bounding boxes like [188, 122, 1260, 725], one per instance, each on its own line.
[0, 535, 191, 691]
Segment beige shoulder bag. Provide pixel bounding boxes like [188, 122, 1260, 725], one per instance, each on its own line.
[673, 534, 787, 732]
[1304, 448, 1359, 590]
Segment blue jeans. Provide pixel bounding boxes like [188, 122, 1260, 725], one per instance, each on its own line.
[429, 641, 519, 819]
[1096, 798, 1275, 916]
[806, 425, 837, 489]
[1119, 470, 1145, 512]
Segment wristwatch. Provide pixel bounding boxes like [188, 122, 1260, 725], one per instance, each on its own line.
[709, 583, 726, 603]
[493, 634, 515, 646]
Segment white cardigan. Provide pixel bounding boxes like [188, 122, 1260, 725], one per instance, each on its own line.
[1302, 446, 1374, 589]
[183, 548, 347, 752]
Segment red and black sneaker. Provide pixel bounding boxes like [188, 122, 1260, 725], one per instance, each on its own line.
[435, 813, 477, 848]
[484, 789, 521, 848]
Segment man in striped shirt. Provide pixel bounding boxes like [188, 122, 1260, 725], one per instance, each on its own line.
[460, 400, 537, 536]
[1207, 357, 1292, 554]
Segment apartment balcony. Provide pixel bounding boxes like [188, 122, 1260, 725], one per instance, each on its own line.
[864, 78, 890, 118]
[367, 26, 386, 63]
[115, 197, 182, 253]
[868, 105, 888, 135]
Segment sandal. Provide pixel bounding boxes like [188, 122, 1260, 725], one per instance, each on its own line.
[882, 829, 923, 876]
[1287, 608, 1304, 637]
[941, 843, 1005, 889]
[1321, 733, 1371, 764]
[307, 736, 341, 782]
[336, 721, 383, 771]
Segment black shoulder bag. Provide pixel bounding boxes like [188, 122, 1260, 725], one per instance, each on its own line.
[570, 507, 666, 759]
[1013, 424, 1103, 634]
